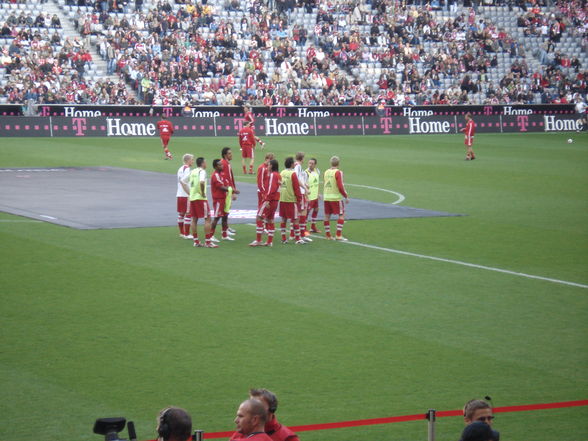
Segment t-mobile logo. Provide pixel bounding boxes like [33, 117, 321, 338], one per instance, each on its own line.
[162, 107, 173, 117]
[484, 106, 493, 115]
[275, 107, 286, 118]
[380, 117, 393, 134]
[516, 115, 529, 132]
[234, 118, 246, 130]
[40, 106, 51, 116]
[72, 118, 87, 136]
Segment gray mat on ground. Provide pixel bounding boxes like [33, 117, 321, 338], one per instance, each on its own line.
[0, 167, 462, 230]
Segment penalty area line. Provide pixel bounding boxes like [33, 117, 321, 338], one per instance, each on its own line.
[311, 235, 588, 289]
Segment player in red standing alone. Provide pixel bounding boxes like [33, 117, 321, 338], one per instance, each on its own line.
[461, 112, 476, 160]
[156, 115, 174, 160]
[238, 121, 261, 174]
[243, 104, 265, 147]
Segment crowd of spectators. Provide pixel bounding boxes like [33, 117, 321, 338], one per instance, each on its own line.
[0, 0, 586, 106]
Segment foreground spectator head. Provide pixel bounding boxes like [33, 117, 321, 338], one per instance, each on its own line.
[460, 421, 496, 441]
[234, 399, 268, 436]
[156, 407, 192, 441]
[463, 399, 494, 426]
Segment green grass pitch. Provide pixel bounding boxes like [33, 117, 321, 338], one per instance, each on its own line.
[1, 133, 587, 441]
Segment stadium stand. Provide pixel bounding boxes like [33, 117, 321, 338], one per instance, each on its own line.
[0, 0, 586, 106]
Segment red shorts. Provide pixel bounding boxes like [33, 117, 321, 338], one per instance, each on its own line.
[177, 196, 189, 213]
[212, 198, 228, 218]
[308, 198, 319, 211]
[258, 200, 279, 221]
[161, 135, 171, 147]
[297, 194, 307, 212]
[279, 201, 298, 220]
[241, 145, 254, 158]
[324, 200, 345, 216]
[465, 135, 474, 147]
[190, 200, 210, 219]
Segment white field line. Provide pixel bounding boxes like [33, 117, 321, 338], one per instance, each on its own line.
[0, 219, 42, 223]
[241, 223, 587, 289]
[312, 235, 588, 289]
[346, 183, 406, 204]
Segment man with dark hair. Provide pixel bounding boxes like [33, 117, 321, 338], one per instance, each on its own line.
[461, 112, 476, 160]
[210, 158, 233, 242]
[460, 421, 496, 441]
[220, 147, 240, 238]
[463, 399, 499, 441]
[156, 407, 192, 441]
[249, 389, 300, 441]
[229, 399, 272, 441]
[156, 115, 174, 160]
[251, 159, 280, 247]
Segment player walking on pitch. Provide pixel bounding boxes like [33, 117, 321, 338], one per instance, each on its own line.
[279, 157, 305, 245]
[238, 121, 262, 175]
[250, 159, 281, 247]
[243, 104, 266, 148]
[461, 113, 476, 160]
[323, 156, 349, 241]
[177, 154, 194, 239]
[156, 115, 174, 160]
[305, 157, 321, 233]
[189, 157, 216, 248]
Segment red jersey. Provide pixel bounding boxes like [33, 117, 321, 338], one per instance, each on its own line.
[229, 432, 272, 441]
[257, 162, 269, 192]
[264, 171, 281, 201]
[211, 170, 229, 200]
[156, 119, 174, 136]
[244, 110, 255, 126]
[220, 158, 236, 189]
[265, 419, 300, 441]
[239, 126, 256, 148]
[334, 169, 348, 198]
[463, 119, 475, 137]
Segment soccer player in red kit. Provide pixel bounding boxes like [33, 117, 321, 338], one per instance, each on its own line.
[323, 155, 349, 241]
[251, 159, 280, 247]
[279, 156, 304, 245]
[238, 121, 260, 174]
[210, 159, 233, 242]
[156, 115, 174, 160]
[177, 153, 194, 238]
[461, 112, 476, 160]
[243, 104, 265, 145]
[257, 152, 275, 207]
[220, 147, 240, 237]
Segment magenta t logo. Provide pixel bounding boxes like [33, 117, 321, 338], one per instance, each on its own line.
[72, 118, 87, 136]
[385, 107, 391, 117]
[162, 107, 173, 117]
[40, 106, 51, 116]
[484, 106, 493, 115]
[234, 118, 246, 130]
[516, 115, 529, 132]
[380, 117, 393, 134]
[276, 107, 286, 118]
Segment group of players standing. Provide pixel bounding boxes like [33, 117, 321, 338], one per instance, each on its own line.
[175, 148, 350, 248]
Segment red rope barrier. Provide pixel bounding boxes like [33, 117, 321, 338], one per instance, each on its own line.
[146, 399, 588, 440]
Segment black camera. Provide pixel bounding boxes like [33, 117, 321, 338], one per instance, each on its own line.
[93, 417, 128, 441]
